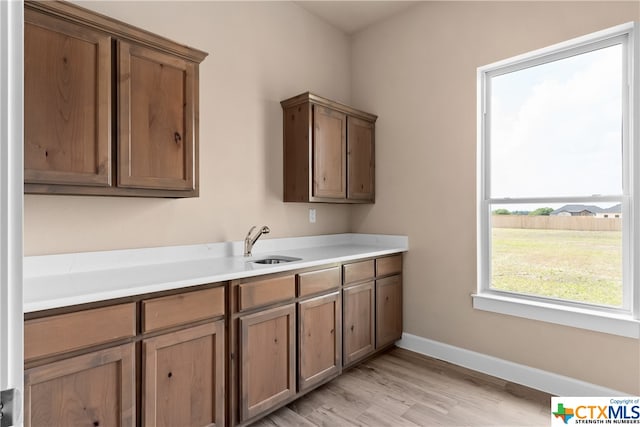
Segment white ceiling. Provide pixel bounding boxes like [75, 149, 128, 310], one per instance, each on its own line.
[294, 1, 417, 35]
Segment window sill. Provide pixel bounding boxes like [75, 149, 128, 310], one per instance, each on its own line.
[472, 293, 640, 339]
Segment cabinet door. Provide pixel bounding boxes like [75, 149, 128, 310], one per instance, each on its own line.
[239, 303, 296, 422]
[298, 291, 341, 391]
[343, 281, 375, 366]
[347, 116, 375, 201]
[24, 343, 135, 427]
[118, 41, 196, 191]
[313, 105, 346, 199]
[143, 321, 225, 427]
[376, 275, 403, 349]
[24, 10, 112, 186]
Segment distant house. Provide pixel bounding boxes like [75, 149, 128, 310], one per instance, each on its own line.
[595, 204, 622, 219]
[551, 204, 602, 217]
[551, 204, 622, 218]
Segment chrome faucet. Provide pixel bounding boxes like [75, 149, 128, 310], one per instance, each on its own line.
[244, 225, 270, 256]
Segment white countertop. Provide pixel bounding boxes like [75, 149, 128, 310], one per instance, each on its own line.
[24, 233, 408, 313]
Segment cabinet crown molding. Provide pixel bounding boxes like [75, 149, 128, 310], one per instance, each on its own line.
[25, 0, 208, 63]
[281, 92, 377, 123]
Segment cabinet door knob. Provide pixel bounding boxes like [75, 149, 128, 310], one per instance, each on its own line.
[174, 132, 182, 144]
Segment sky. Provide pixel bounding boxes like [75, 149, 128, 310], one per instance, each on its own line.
[489, 43, 623, 203]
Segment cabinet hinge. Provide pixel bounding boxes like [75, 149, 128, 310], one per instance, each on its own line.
[0, 388, 19, 427]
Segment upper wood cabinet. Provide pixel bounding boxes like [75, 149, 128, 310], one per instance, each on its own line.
[24, 1, 207, 197]
[281, 92, 377, 203]
[118, 41, 196, 191]
[313, 106, 347, 199]
[347, 117, 375, 200]
[24, 9, 112, 187]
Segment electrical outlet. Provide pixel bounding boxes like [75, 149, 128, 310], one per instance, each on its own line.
[309, 208, 316, 223]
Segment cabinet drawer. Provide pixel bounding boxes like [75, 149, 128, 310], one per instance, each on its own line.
[343, 260, 374, 285]
[376, 254, 402, 277]
[25, 303, 136, 361]
[239, 275, 295, 311]
[298, 267, 340, 298]
[143, 286, 225, 333]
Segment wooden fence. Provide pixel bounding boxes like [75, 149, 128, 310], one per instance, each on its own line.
[492, 215, 621, 231]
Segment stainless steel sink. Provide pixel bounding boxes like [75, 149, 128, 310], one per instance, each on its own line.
[251, 255, 301, 264]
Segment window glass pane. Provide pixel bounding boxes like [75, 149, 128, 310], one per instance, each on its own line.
[489, 44, 622, 199]
[490, 203, 622, 307]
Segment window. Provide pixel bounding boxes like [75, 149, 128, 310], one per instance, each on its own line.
[475, 23, 640, 338]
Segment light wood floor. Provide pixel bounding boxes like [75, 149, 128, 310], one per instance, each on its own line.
[251, 348, 551, 427]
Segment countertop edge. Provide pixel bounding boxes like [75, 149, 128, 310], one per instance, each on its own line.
[24, 235, 408, 313]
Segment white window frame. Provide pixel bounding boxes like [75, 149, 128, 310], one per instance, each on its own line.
[474, 23, 640, 339]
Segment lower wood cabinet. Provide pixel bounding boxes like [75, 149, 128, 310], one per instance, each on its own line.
[24, 284, 226, 427]
[374, 255, 403, 350]
[142, 320, 225, 427]
[376, 274, 403, 348]
[342, 257, 402, 367]
[298, 291, 342, 391]
[24, 343, 136, 427]
[23, 254, 403, 427]
[239, 303, 296, 422]
[343, 281, 375, 366]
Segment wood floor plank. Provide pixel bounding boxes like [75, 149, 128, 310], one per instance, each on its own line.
[305, 405, 365, 427]
[287, 385, 333, 417]
[357, 403, 421, 427]
[401, 401, 457, 426]
[251, 347, 551, 426]
[256, 407, 317, 427]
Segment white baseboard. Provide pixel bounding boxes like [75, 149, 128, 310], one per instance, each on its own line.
[397, 333, 625, 396]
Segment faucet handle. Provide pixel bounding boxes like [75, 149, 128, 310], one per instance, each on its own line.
[261, 226, 270, 234]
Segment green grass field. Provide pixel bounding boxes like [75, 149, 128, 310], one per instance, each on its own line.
[491, 227, 622, 307]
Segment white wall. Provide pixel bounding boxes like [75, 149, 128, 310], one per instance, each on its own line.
[351, 1, 640, 393]
[24, 1, 353, 255]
